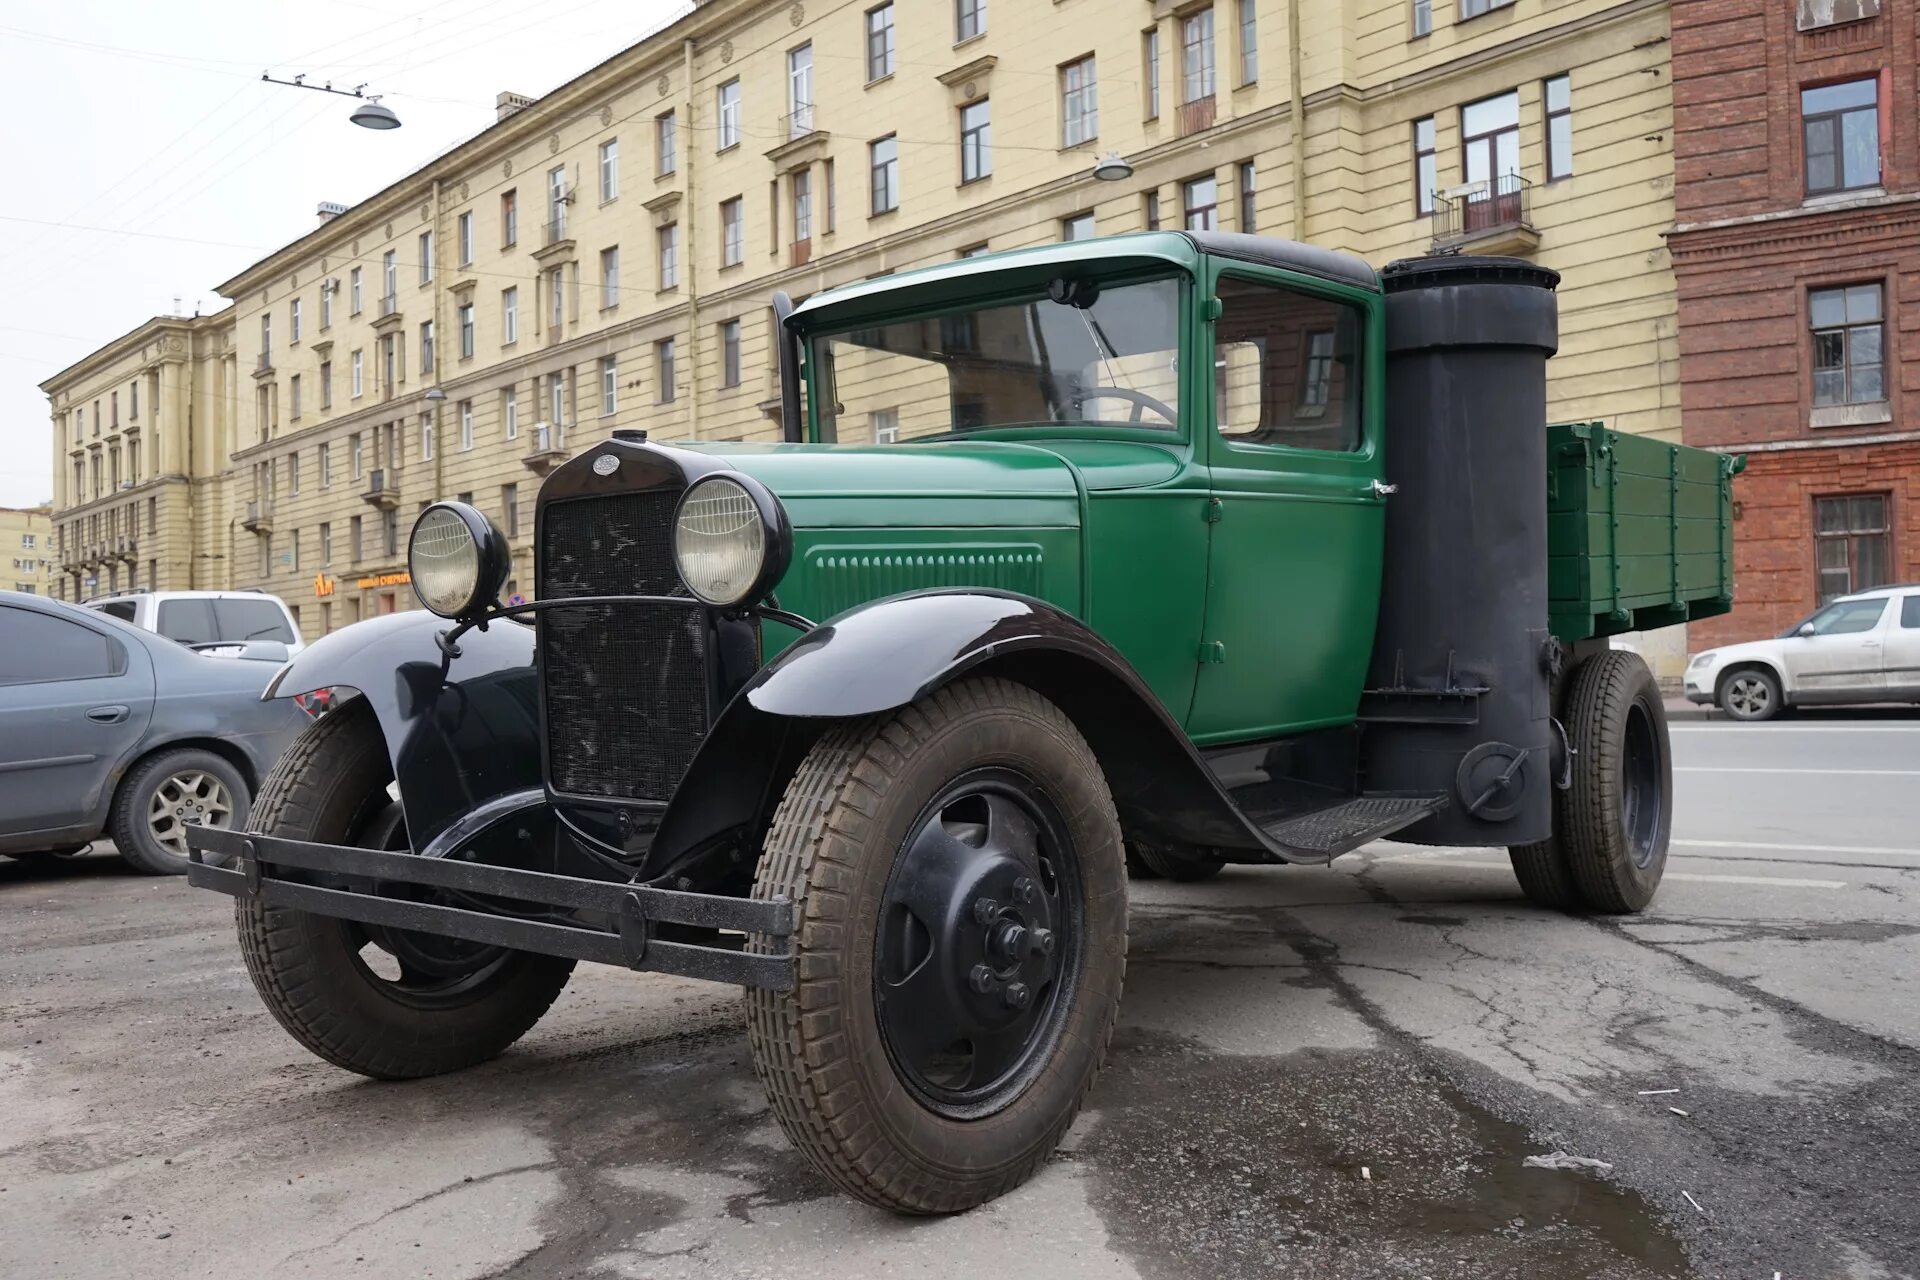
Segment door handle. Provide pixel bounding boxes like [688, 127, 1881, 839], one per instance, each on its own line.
[86, 705, 130, 724]
[1370, 479, 1398, 497]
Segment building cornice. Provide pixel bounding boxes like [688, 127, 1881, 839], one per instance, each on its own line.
[38, 314, 217, 397]
[1668, 190, 1920, 259]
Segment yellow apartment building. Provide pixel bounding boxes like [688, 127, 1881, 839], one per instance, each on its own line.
[45, 0, 1679, 655]
[2, 505, 54, 595]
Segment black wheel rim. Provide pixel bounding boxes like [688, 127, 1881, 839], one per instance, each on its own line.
[1620, 701, 1664, 869]
[341, 799, 516, 1008]
[873, 767, 1084, 1120]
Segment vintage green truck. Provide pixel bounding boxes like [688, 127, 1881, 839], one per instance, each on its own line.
[188, 232, 1737, 1215]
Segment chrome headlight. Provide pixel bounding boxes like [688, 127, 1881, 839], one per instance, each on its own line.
[672, 473, 790, 608]
[408, 502, 509, 618]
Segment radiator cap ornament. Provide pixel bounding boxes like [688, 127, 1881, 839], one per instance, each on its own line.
[592, 454, 620, 476]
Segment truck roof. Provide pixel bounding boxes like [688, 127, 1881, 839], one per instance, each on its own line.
[786, 231, 1379, 332]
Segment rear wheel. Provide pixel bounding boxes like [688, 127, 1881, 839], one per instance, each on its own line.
[1718, 666, 1781, 722]
[1559, 651, 1671, 913]
[1507, 836, 1583, 911]
[234, 700, 574, 1079]
[747, 677, 1126, 1214]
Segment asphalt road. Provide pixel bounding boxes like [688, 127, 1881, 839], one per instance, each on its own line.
[4, 716, 1917, 1279]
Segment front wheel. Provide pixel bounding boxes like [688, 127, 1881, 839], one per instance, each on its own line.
[1718, 667, 1782, 722]
[110, 748, 249, 875]
[234, 700, 574, 1079]
[747, 677, 1126, 1214]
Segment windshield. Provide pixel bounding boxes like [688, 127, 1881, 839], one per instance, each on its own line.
[1780, 597, 1887, 637]
[810, 276, 1183, 443]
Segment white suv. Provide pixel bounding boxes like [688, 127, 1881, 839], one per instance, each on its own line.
[1683, 584, 1920, 721]
[84, 590, 306, 657]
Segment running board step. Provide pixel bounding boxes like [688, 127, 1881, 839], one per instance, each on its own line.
[1259, 794, 1446, 859]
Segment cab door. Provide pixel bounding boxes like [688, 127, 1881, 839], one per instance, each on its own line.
[1185, 266, 1386, 743]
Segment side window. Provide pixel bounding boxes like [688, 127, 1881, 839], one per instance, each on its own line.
[1810, 597, 1886, 635]
[156, 599, 217, 646]
[0, 606, 122, 686]
[1214, 275, 1365, 451]
[213, 599, 296, 643]
[1901, 596, 1920, 629]
[92, 600, 138, 622]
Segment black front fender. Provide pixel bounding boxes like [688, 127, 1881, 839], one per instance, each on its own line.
[265, 612, 540, 848]
[646, 591, 1280, 882]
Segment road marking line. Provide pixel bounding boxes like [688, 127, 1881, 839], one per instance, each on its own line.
[1670, 724, 1920, 732]
[1675, 837, 1920, 858]
[1379, 853, 1846, 889]
[1676, 767, 1920, 776]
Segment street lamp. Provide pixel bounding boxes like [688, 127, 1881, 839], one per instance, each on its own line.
[1092, 151, 1133, 182]
[261, 73, 402, 130]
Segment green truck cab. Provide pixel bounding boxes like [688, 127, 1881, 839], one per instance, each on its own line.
[187, 232, 1737, 1215]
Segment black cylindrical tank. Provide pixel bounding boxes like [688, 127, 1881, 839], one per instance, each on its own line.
[1362, 256, 1561, 847]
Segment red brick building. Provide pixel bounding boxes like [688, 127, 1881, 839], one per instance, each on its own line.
[1669, 0, 1920, 647]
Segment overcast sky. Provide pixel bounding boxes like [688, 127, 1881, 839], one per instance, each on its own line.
[0, 0, 691, 508]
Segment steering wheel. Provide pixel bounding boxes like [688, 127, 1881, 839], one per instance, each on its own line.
[1073, 386, 1177, 425]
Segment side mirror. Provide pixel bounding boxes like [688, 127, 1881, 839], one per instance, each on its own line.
[1797, 622, 1816, 638]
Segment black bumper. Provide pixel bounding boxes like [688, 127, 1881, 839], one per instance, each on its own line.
[185, 827, 795, 991]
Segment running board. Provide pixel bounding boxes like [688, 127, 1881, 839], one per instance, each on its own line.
[1255, 793, 1447, 860]
[184, 827, 796, 991]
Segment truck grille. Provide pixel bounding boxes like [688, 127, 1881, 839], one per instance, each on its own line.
[538, 491, 709, 803]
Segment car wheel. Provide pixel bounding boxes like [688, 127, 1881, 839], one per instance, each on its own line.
[1560, 651, 1672, 914]
[1718, 667, 1781, 722]
[110, 748, 250, 876]
[746, 676, 1126, 1214]
[234, 700, 575, 1079]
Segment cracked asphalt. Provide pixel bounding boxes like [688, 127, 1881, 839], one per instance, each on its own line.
[3, 716, 1917, 1279]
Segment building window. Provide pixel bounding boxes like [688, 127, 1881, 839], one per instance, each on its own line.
[870, 135, 899, 213]
[1545, 75, 1573, 180]
[418, 231, 434, 283]
[1238, 0, 1257, 85]
[419, 320, 434, 374]
[260, 312, 272, 357]
[503, 387, 519, 440]
[1412, 0, 1431, 36]
[501, 189, 518, 247]
[351, 433, 364, 481]
[382, 250, 397, 307]
[1803, 79, 1880, 196]
[792, 170, 813, 243]
[547, 165, 568, 240]
[656, 111, 677, 175]
[349, 267, 363, 314]
[1183, 174, 1218, 230]
[601, 356, 618, 416]
[459, 302, 475, 358]
[289, 374, 302, 421]
[599, 137, 619, 202]
[657, 338, 677, 403]
[1815, 495, 1890, 602]
[319, 442, 331, 487]
[1144, 29, 1161, 120]
[502, 287, 519, 344]
[720, 197, 745, 266]
[320, 522, 332, 565]
[871, 408, 899, 443]
[1182, 8, 1216, 104]
[1462, 89, 1520, 193]
[351, 350, 364, 398]
[721, 319, 742, 387]
[956, 0, 985, 42]
[420, 412, 433, 462]
[383, 509, 398, 558]
[1413, 116, 1436, 214]
[320, 282, 333, 330]
[1811, 284, 1884, 407]
[960, 99, 992, 183]
[1144, 190, 1162, 230]
[1061, 56, 1098, 146]
[289, 297, 302, 344]
[1459, 0, 1515, 16]
[319, 360, 333, 409]
[600, 246, 620, 308]
[1237, 161, 1256, 231]
[787, 44, 813, 137]
[288, 450, 301, 495]
[457, 211, 473, 265]
[502, 484, 520, 539]
[717, 79, 742, 150]
[867, 3, 895, 80]
[548, 369, 569, 426]
[658, 222, 680, 289]
[459, 399, 474, 450]
[1062, 212, 1095, 241]
[959, 242, 990, 258]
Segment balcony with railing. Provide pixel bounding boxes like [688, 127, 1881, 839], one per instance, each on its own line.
[253, 352, 274, 379]
[242, 500, 273, 534]
[790, 237, 812, 268]
[379, 293, 399, 317]
[360, 467, 400, 510]
[767, 104, 827, 165]
[521, 423, 569, 476]
[1431, 173, 1538, 255]
[1177, 95, 1216, 137]
[545, 217, 570, 246]
[783, 103, 816, 141]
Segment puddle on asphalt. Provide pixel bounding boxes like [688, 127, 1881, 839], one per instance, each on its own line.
[1080, 1031, 1693, 1280]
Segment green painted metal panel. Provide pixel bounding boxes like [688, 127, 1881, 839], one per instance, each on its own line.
[1545, 422, 1738, 641]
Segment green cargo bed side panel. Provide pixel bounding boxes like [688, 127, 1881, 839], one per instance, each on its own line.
[1545, 422, 1738, 642]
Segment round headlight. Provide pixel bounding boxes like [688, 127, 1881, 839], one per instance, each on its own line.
[408, 502, 506, 617]
[673, 475, 784, 607]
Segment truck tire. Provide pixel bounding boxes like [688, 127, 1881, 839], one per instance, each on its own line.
[1717, 666, 1781, 722]
[1123, 840, 1163, 880]
[110, 747, 250, 876]
[1507, 836, 1583, 911]
[747, 676, 1126, 1214]
[1560, 650, 1671, 913]
[1129, 838, 1226, 882]
[234, 700, 574, 1079]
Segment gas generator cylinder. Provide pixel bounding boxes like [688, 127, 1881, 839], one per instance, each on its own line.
[1363, 255, 1562, 847]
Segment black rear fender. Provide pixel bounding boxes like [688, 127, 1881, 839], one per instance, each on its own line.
[263, 611, 541, 849]
[645, 591, 1272, 883]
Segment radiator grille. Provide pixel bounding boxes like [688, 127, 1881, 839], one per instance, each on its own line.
[538, 491, 708, 802]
